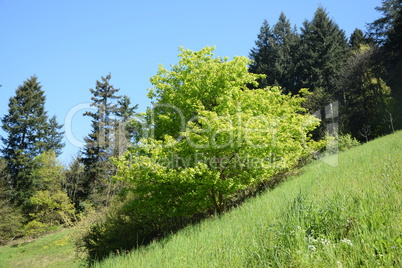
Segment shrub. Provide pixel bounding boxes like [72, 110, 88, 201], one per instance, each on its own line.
[338, 134, 361, 151]
[24, 220, 50, 238]
[0, 202, 25, 244]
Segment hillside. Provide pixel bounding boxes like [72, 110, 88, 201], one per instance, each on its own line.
[94, 131, 402, 267]
[0, 131, 400, 267]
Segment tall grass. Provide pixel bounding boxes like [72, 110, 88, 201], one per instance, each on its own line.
[94, 131, 402, 267]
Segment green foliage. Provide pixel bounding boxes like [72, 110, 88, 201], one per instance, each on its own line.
[0, 159, 25, 244]
[349, 28, 367, 50]
[23, 220, 50, 238]
[24, 151, 76, 233]
[81, 47, 321, 262]
[338, 134, 361, 151]
[117, 46, 321, 217]
[369, 0, 402, 122]
[28, 190, 75, 227]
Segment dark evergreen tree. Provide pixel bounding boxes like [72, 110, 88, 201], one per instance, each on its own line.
[249, 13, 300, 93]
[114, 95, 138, 155]
[349, 28, 366, 50]
[249, 20, 276, 88]
[297, 7, 349, 100]
[81, 73, 122, 207]
[271, 12, 300, 94]
[0, 76, 64, 205]
[63, 156, 85, 210]
[44, 116, 65, 156]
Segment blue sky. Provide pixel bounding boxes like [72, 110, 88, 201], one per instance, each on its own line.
[0, 0, 382, 164]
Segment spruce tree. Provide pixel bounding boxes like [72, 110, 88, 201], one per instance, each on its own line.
[114, 95, 138, 155]
[271, 12, 300, 94]
[249, 13, 300, 93]
[81, 73, 122, 206]
[298, 7, 349, 98]
[1, 76, 64, 205]
[349, 28, 366, 50]
[44, 116, 65, 156]
[249, 20, 276, 88]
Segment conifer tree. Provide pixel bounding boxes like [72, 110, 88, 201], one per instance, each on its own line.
[249, 13, 300, 93]
[81, 73, 122, 206]
[45, 116, 65, 156]
[271, 12, 300, 94]
[114, 95, 138, 155]
[1, 76, 64, 205]
[249, 20, 276, 88]
[349, 28, 366, 50]
[297, 7, 349, 100]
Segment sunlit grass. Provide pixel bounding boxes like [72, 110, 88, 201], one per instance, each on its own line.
[0, 228, 83, 268]
[94, 131, 402, 267]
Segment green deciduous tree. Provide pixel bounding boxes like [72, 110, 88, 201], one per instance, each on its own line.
[115, 47, 322, 216]
[25, 151, 75, 234]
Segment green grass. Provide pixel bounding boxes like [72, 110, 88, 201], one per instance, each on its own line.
[93, 131, 402, 267]
[0, 228, 84, 268]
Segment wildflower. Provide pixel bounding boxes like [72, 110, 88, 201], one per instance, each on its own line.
[341, 238, 353, 246]
[308, 245, 317, 251]
[336, 261, 342, 268]
[320, 238, 331, 246]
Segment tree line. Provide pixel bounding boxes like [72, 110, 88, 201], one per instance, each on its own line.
[0, 1, 401, 261]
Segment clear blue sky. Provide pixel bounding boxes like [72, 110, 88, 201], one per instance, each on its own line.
[0, 0, 382, 164]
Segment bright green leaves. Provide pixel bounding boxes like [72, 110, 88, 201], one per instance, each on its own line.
[115, 46, 322, 216]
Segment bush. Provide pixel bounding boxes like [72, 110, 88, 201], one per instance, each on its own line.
[23, 220, 50, 238]
[338, 134, 361, 151]
[0, 202, 25, 244]
[28, 190, 76, 227]
[75, 191, 199, 263]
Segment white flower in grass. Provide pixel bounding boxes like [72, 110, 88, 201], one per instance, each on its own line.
[336, 261, 342, 267]
[320, 238, 331, 246]
[308, 245, 316, 251]
[341, 238, 353, 246]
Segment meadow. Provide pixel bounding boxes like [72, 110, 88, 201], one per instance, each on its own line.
[0, 228, 82, 268]
[0, 131, 401, 267]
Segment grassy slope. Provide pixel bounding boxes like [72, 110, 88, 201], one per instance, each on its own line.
[0, 132, 400, 267]
[95, 131, 402, 267]
[0, 229, 83, 268]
